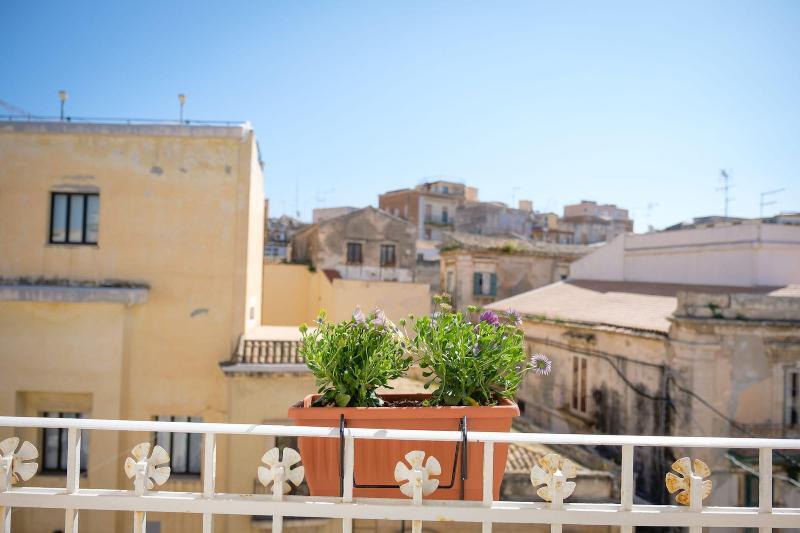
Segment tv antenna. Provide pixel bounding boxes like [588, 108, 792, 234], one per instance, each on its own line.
[716, 169, 734, 217]
[759, 188, 786, 217]
[646, 202, 659, 232]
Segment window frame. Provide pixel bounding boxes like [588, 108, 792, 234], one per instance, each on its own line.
[153, 415, 203, 476]
[379, 244, 396, 267]
[346, 242, 363, 265]
[41, 411, 89, 474]
[785, 366, 800, 428]
[571, 355, 589, 414]
[49, 192, 100, 245]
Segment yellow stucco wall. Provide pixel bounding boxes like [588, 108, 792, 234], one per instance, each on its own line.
[262, 262, 430, 326]
[0, 122, 264, 533]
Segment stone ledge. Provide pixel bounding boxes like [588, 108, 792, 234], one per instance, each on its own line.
[0, 284, 148, 304]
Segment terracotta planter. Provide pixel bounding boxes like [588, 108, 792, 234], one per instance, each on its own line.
[287, 393, 518, 500]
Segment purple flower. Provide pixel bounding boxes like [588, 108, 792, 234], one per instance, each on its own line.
[371, 308, 387, 328]
[507, 309, 522, 327]
[479, 310, 500, 326]
[352, 307, 366, 325]
[530, 353, 552, 376]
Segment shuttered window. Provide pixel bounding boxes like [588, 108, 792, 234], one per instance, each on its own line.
[472, 272, 497, 296]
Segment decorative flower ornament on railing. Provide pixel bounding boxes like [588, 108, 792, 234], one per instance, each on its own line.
[530, 453, 577, 503]
[665, 457, 712, 506]
[124, 443, 171, 494]
[0, 437, 38, 486]
[257, 447, 304, 499]
[394, 450, 441, 501]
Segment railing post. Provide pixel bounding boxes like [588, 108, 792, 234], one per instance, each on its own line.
[64, 427, 81, 533]
[271, 462, 285, 533]
[202, 433, 216, 533]
[620, 444, 633, 533]
[0, 452, 12, 533]
[550, 470, 564, 533]
[759, 447, 772, 533]
[133, 452, 148, 533]
[688, 470, 703, 533]
[482, 442, 494, 533]
[342, 435, 354, 533]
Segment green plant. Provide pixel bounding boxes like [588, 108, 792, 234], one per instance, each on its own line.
[410, 296, 550, 406]
[300, 308, 412, 407]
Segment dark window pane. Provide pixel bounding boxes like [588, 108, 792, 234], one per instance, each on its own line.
[51, 194, 68, 242]
[85, 195, 99, 243]
[68, 195, 85, 243]
[188, 432, 202, 474]
[172, 416, 188, 474]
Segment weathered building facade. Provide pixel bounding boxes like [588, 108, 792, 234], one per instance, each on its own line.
[291, 206, 417, 282]
[378, 179, 476, 261]
[454, 200, 536, 236]
[439, 232, 589, 309]
[560, 200, 633, 244]
[489, 223, 800, 512]
[264, 213, 307, 262]
[0, 120, 265, 533]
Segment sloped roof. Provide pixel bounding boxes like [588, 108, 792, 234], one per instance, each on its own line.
[489, 280, 792, 334]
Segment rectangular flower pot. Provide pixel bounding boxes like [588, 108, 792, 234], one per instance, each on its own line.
[287, 393, 519, 500]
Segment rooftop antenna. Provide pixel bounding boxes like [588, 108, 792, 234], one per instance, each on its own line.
[759, 188, 786, 218]
[178, 94, 186, 123]
[716, 169, 734, 217]
[646, 202, 659, 232]
[58, 90, 68, 121]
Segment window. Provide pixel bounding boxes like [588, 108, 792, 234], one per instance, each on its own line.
[442, 207, 448, 224]
[50, 192, 99, 245]
[446, 271, 454, 293]
[425, 204, 432, 222]
[346, 242, 363, 264]
[786, 367, 800, 428]
[380, 244, 396, 266]
[154, 416, 203, 475]
[41, 412, 89, 473]
[472, 272, 497, 296]
[571, 356, 589, 414]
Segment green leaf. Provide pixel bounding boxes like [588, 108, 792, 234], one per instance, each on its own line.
[335, 393, 351, 407]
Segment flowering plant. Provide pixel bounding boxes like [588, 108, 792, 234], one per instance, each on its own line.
[300, 308, 412, 407]
[410, 295, 550, 406]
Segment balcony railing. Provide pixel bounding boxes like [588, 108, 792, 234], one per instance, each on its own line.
[1, 416, 799, 533]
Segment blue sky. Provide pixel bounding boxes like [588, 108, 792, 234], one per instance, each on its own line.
[2, 1, 798, 230]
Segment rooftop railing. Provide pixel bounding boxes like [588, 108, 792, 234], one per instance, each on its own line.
[0, 114, 247, 127]
[1, 416, 799, 533]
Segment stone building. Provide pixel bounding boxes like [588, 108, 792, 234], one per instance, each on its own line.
[439, 232, 589, 310]
[454, 200, 536, 236]
[264, 213, 307, 263]
[489, 222, 800, 510]
[378, 179, 477, 261]
[291, 206, 417, 282]
[561, 200, 633, 244]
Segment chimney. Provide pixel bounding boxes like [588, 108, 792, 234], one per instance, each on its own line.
[518, 200, 533, 212]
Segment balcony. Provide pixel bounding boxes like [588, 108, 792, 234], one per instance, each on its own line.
[1, 416, 799, 533]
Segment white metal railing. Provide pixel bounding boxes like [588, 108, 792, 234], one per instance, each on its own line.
[1, 416, 799, 533]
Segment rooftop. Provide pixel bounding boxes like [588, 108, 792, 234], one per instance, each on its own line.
[488, 280, 794, 334]
[441, 232, 591, 257]
[1, 116, 251, 139]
